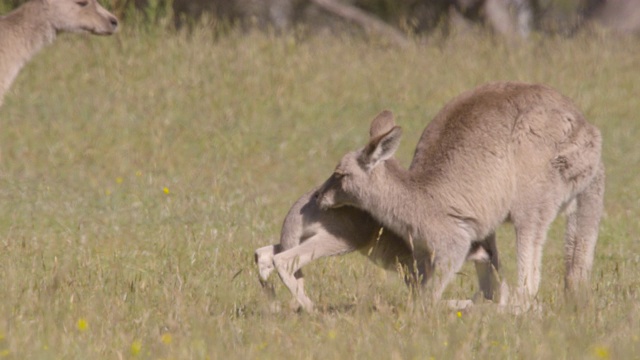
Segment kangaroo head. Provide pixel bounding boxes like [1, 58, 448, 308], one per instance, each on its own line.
[316, 111, 403, 210]
[46, 0, 118, 35]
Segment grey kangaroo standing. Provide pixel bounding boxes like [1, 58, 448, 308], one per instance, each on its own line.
[0, 0, 118, 106]
[316, 82, 604, 310]
[255, 112, 506, 312]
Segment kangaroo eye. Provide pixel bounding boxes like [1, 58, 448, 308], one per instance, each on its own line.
[76, 1, 89, 7]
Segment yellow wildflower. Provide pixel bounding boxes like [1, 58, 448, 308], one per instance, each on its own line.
[76, 318, 88, 332]
[161, 333, 172, 345]
[593, 345, 610, 359]
[163, 187, 170, 194]
[130, 340, 142, 356]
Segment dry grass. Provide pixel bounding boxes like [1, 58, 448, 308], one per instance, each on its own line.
[0, 26, 639, 358]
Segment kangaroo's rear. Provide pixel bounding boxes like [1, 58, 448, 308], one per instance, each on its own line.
[0, 0, 118, 105]
[317, 82, 604, 310]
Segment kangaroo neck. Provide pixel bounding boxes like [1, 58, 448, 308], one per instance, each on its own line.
[0, 1, 56, 102]
[13, 1, 57, 55]
[362, 160, 434, 240]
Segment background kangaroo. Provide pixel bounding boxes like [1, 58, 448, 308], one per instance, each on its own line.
[255, 111, 506, 312]
[0, 0, 118, 106]
[316, 82, 604, 309]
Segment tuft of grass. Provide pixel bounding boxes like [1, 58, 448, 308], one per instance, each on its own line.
[0, 27, 639, 358]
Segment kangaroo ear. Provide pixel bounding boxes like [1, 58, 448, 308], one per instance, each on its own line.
[361, 126, 402, 170]
[369, 110, 396, 139]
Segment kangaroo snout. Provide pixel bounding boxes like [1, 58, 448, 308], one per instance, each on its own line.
[311, 190, 322, 205]
[316, 194, 331, 211]
[107, 15, 119, 32]
[92, 5, 119, 35]
[88, 17, 118, 35]
[314, 191, 329, 210]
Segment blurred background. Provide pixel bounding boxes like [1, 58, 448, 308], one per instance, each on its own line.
[1, 0, 639, 358]
[2, 0, 638, 41]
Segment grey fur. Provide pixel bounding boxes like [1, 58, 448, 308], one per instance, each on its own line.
[316, 82, 604, 309]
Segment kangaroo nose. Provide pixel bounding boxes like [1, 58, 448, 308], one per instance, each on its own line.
[110, 16, 119, 29]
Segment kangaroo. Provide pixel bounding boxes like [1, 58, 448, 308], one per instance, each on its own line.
[316, 82, 604, 310]
[0, 0, 118, 106]
[256, 112, 506, 312]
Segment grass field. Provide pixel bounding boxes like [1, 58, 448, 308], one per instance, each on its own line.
[0, 25, 639, 359]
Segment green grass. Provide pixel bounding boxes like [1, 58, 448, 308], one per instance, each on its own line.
[0, 26, 639, 359]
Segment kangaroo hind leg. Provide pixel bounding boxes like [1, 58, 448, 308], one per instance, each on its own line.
[421, 237, 470, 304]
[470, 233, 507, 303]
[564, 162, 605, 293]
